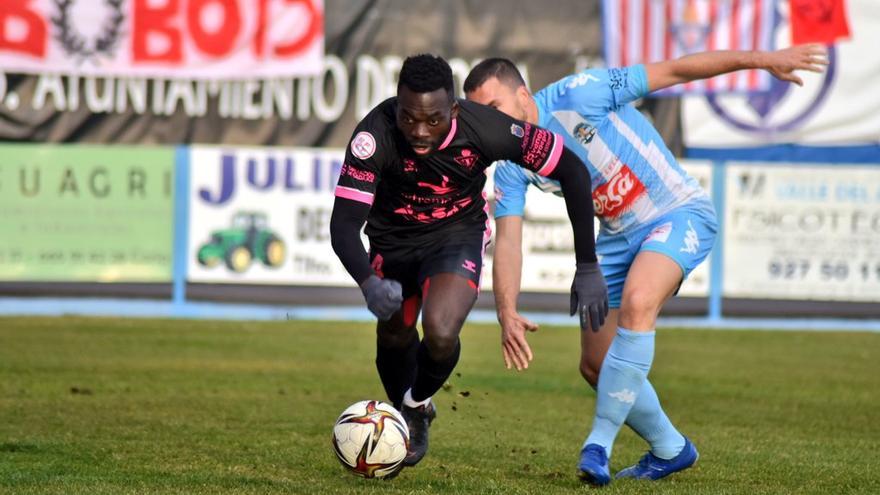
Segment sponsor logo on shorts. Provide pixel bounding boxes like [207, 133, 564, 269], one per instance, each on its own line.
[462, 260, 477, 273]
[350, 131, 376, 159]
[680, 219, 700, 255]
[643, 222, 672, 244]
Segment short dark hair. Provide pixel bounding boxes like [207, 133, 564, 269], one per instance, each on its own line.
[463, 57, 527, 94]
[398, 54, 455, 99]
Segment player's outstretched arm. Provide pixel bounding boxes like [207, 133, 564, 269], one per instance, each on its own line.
[493, 216, 539, 370]
[645, 43, 828, 93]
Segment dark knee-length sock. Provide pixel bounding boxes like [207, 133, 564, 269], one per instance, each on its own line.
[375, 332, 420, 408]
[410, 340, 461, 402]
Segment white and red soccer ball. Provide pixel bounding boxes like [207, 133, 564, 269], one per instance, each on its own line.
[331, 400, 410, 478]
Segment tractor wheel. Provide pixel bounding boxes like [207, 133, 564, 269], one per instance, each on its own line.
[225, 245, 252, 273]
[263, 236, 285, 268]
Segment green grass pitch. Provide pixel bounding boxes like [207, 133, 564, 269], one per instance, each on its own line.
[0, 316, 878, 494]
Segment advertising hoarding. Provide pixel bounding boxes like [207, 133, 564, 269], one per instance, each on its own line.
[0, 144, 174, 282]
[723, 163, 880, 301]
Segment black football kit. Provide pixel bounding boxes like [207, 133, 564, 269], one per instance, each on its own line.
[330, 97, 597, 299]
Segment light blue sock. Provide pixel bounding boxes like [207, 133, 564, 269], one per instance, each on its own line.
[586, 379, 686, 459]
[626, 379, 686, 459]
[584, 328, 654, 457]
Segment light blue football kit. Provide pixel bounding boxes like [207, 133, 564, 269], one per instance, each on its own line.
[492, 65, 714, 480]
[493, 65, 717, 307]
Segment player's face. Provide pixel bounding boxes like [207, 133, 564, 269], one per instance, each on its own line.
[396, 86, 459, 156]
[466, 77, 529, 122]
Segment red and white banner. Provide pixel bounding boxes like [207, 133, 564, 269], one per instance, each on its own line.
[0, 0, 324, 80]
[683, 0, 879, 148]
[602, 0, 776, 95]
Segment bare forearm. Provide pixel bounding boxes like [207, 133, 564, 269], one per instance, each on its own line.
[493, 216, 525, 318]
[493, 244, 523, 318]
[646, 44, 830, 92]
[647, 50, 766, 92]
[678, 50, 765, 77]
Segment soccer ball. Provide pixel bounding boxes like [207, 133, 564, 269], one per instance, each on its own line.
[331, 400, 410, 478]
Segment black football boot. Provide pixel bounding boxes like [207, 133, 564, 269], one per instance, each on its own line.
[400, 401, 437, 466]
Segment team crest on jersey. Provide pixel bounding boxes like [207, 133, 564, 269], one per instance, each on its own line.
[403, 158, 417, 172]
[350, 131, 376, 159]
[510, 124, 524, 138]
[573, 122, 596, 145]
[592, 165, 645, 218]
[454, 149, 479, 169]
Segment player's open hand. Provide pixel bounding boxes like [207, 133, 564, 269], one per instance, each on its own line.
[360, 275, 403, 321]
[499, 311, 539, 371]
[570, 262, 609, 332]
[766, 43, 828, 86]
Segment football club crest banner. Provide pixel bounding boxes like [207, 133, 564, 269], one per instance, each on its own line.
[601, 0, 776, 95]
[0, 0, 324, 80]
[683, 0, 879, 150]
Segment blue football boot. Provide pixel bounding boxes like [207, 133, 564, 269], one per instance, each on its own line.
[615, 437, 699, 480]
[578, 443, 611, 486]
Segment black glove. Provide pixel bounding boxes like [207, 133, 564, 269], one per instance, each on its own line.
[360, 275, 403, 321]
[569, 262, 609, 332]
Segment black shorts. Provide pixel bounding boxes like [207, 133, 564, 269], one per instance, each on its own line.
[369, 229, 489, 300]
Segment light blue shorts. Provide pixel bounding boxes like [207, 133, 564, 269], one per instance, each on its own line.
[597, 205, 718, 308]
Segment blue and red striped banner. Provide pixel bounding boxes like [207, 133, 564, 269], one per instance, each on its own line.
[602, 0, 777, 95]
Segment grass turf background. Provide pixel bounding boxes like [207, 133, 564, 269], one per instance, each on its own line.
[1, 317, 878, 494]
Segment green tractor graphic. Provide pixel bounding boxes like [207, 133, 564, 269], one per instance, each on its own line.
[197, 212, 286, 273]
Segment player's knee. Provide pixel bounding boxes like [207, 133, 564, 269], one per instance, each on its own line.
[422, 329, 459, 360]
[619, 285, 662, 325]
[376, 325, 417, 349]
[420, 320, 460, 360]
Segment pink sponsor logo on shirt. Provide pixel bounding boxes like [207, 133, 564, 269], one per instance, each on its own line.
[341, 163, 376, 183]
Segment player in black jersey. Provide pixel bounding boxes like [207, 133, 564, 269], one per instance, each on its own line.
[329, 54, 608, 467]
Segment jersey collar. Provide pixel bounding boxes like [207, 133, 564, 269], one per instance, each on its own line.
[437, 118, 458, 151]
[536, 100, 550, 128]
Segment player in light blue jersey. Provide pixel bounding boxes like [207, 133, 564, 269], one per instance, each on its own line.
[464, 44, 827, 485]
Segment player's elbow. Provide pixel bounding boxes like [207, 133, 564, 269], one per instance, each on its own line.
[548, 147, 592, 185]
[552, 159, 592, 195]
[329, 211, 355, 257]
